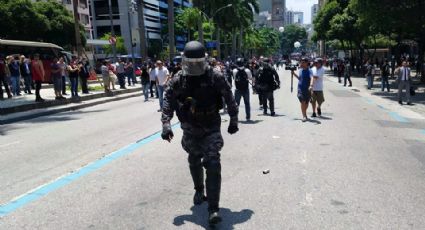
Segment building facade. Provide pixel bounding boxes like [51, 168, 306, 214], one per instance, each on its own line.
[311, 4, 319, 24]
[60, 0, 93, 39]
[293, 11, 304, 25]
[89, 0, 190, 58]
[271, 0, 286, 29]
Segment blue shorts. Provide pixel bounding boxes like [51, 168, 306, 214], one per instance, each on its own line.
[297, 89, 310, 103]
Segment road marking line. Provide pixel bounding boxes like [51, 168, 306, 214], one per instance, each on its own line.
[0, 123, 180, 217]
[0, 141, 20, 148]
[388, 112, 409, 123]
[421, 130, 425, 135]
[272, 136, 280, 139]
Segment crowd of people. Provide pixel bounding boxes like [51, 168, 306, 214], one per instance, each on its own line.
[0, 54, 92, 102]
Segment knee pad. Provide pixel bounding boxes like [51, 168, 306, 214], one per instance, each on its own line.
[203, 157, 221, 174]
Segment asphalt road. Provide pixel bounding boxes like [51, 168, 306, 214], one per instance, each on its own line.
[1, 68, 425, 230]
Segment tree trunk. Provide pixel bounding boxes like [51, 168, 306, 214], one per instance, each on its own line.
[167, 0, 175, 61]
[137, 0, 148, 62]
[72, 0, 83, 57]
[232, 28, 237, 61]
[239, 28, 243, 57]
[198, 15, 203, 44]
[216, 27, 221, 60]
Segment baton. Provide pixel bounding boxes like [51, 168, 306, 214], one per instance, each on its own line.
[290, 71, 294, 93]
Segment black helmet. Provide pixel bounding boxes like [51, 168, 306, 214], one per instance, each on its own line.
[263, 58, 270, 63]
[236, 58, 245, 67]
[182, 41, 207, 76]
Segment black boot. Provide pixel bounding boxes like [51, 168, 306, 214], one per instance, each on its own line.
[208, 211, 222, 225]
[205, 157, 221, 221]
[189, 158, 206, 205]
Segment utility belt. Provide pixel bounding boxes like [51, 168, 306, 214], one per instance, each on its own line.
[177, 97, 220, 123]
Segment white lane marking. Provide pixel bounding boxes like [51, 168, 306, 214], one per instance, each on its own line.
[272, 136, 280, 139]
[0, 141, 20, 148]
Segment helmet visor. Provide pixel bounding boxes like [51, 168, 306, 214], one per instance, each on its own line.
[182, 57, 207, 76]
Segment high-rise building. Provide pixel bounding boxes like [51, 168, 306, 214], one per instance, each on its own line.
[59, 0, 92, 39]
[311, 4, 319, 24]
[285, 10, 294, 25]
[318, 0, 327, 56]
[271, 0, 286, 29]
[89, 0, 191, 58]
[258, 0, 272, 12]
[293, 11, 304, 24]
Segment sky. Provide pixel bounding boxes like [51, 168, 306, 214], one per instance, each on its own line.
[286, 0, 318, 24]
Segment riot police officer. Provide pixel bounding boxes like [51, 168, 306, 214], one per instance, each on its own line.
[257, 58, 280, 116]
[161, 41, 239, 225]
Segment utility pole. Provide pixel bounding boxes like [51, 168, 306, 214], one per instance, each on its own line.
[72, 0, 83, 57]
[168, 0, 175, 61]
[137, 0, 148, 62]
[108, 0, 117, 63]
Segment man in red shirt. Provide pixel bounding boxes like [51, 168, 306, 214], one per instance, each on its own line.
[0, 54, 12, 100]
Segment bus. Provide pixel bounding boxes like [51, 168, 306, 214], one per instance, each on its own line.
[0, 39, 70, 83]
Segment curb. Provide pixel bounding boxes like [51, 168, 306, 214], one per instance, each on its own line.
[0, 87, 141, 115]
[0, 91, 142, 125]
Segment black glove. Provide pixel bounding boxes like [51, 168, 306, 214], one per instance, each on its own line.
[161, 123, 174, 141]
[228, 117, 239, 134]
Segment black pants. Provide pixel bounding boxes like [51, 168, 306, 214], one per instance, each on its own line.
[117, 73, 126, 88]
[344, 74, 352, 86]
[258, 91, 263, 106]
[262, 90, 274, 113]
[35, 80, 42, 99]
[62, 76, 67, 94]
[81, 76, 89, 93]
[0, 74, 12, 98]
[150, 80, 158, 97]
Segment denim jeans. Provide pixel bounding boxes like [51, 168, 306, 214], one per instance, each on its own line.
[69, 77, 79, 97]
[367, 75, 373, 89]
[234, 89, 251, 119]
[381, 75, 390, 92]
[157, 84, 165, 109]
[142, 83, 150, 101]
[22, 74, 32, 93]
[127, 73, 136, 85]
[62, 75, 67, 94]
[117, 73, 126, 88]
[10, 75, 21, 95]
[398, 80, 411, 103]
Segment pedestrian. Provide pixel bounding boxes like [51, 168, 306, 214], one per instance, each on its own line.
[67, 56, 80, 98]
[337, 59, 344, 84]
[365, 60, 374, 89]
[292, 58, 312, 122]
[101, 60, 111, 93]
[395, 61, 412, 105]
[8, 55, 21, 96]
[31, 54, 45, 102]
[257, 58, 280, 116]
[115, 59, 126, 89]
[161, 41, 239, 226]
[108, 61, 117, 90]
[154, 60, 170, 112]
[233, 58, 253, 121]
[380, 59, 391, 92]
[310, 58, 325, 117]
[149, 63, 158, 98]
[343, 59, 352, 87]
[58, 57, 68, 96]
[79, 58, 90, 94]
[140, 64, 150, 101]
[125, 60, 136, 86]
[51, 57, 65, 100]
[0, 54, 12, 100]
[20, 55, 32, 94]
[332, 60, 338, 76]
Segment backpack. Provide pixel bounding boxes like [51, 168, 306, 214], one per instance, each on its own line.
[235, 69, 249, 91]
[382, 64, 390, 76]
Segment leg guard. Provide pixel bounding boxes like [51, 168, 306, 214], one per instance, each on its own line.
[188, 154, 204, 192]
[203, 156, 221, 213]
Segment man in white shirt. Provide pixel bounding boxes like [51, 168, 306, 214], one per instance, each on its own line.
[155, 60, 170, 111]
[396, 61, 411, 105]
[310, 58, 325, 117]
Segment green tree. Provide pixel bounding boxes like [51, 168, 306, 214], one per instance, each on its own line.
[280, 25, 308, 55]
[100, 33, 127, 56]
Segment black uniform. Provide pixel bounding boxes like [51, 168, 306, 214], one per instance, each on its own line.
[257, 63, 280, 115]
[161, 66, 238, 216]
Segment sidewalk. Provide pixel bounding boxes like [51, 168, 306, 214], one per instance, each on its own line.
[325, 68, 425, 115]
[0, 80, 144, 124]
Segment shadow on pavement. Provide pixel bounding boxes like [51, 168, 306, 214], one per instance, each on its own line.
[239, 120, 263, 124]
[372, 90, 425, 105]
[317, 115, 333, 120]
[19, 109, 108, 124]
[0, 124, 21, 136]
[173, 205, 254, 230]
[293, 118, 322, 125]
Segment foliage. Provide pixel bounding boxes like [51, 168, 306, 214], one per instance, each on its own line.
[280, 25, 308, 55]
[0, 0, 85, 48]
[100, 33, 127, 56]
[243, 27, 280, 56]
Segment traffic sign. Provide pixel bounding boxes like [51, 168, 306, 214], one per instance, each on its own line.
[109, 36, 117, 45]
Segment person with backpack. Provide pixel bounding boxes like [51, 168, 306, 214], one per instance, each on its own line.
[257, 58, 280, 116]
[232, 58, 253, 121]
[381, 59, 391, 92]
